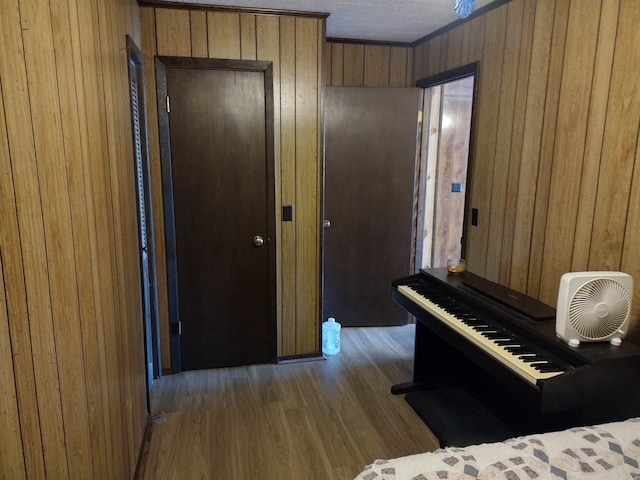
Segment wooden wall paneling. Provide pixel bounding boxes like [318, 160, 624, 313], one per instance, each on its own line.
[101, 0, 148, 473]
[18, 2, 87, 478]
[240, 13, 257, 60]
[465, 5, 508, 278]
[412, 43, 425, 83]
[295, 18, 323, 352]
[95, 2, 133, 476]
[97, 0, 150, 475]
[1, 0, 147, 476]
[191, 10, 209, 57]
[589, 0, 640, 271]
[426, 36, 442, 77]
[484, 0, 524, 282]
[143, 6, 324, 358]
[295, 16, 322, 352]
[444, 26, 463, 70]
[364, 45, 391, 86]
[572, 0, 619, 271]
[0, 90, 29, 480]
[500, 0, 536, 286]
[389, 47, 407, 87]
[0, 6, 45, 478]
[73, 1, 118, 476]
[208, 11, 241, 59]
[51, 1, 109, 477]
[108, 2, 147, 470]
[99, 4, 136, 475]
[526, 0, 569, 301]
[467, 14, 486, 63]
[539, 0, 602, 302]
[343, 44, 365, 86]
[460, 21, 472, 65]
[141, 7, 172, 371]
[126, 0, 141, 44]
[509, 0, 555, 293]
[0, 264, 25, 479]
[406, 47, 414, 87]
[79, 1, 121, 477]
[156, 8, 191, 56]
[279, 16, 297, 355]
[412, 0, 640, 337]
[257, 15, 284, 352]
[324, 42, 342, 86]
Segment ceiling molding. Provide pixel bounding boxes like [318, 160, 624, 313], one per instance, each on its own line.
[138, 0, 330, 19]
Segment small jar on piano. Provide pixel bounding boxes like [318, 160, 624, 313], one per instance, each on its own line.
[447, 258, 467, 274]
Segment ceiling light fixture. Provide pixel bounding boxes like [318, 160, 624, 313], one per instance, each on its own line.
[454, 0, 476, 18]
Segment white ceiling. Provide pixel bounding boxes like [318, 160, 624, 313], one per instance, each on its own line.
[157, 0, 498, 43]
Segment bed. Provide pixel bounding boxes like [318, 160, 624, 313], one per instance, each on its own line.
[354, 417, 640, 479]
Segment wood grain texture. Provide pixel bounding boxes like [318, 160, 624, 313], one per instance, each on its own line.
[1, 0, 148, 477]
[526, 0, 569, 300]
[485, 0, 525, 282]
[499, 0, 536, 285]
[539, 0, 601, 301]
[327, 41, 413, 87]
[208, 11, 241, 58]
[190, 10, 208, 57]
[142, 326, 439, 479]
[295, 16, 322, 352]
[588, 0, 640, 274]
[465, 4, 509, 275]
[240, 13, 257, 59]
[364, 45, 390, 86]
[279, 15, 298, 355]
[571, 0, 619, 272]
[412, 0, 640, 340]
[142, 6, 325, 358]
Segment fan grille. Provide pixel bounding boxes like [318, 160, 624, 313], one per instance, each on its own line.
[569, 278, 630, 340]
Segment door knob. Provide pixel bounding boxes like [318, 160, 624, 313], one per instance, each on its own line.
[323, 219, 331, 229]
[252, 235, 264, 247]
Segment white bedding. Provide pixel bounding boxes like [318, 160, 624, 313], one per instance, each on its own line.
[355, 418, 640, 479]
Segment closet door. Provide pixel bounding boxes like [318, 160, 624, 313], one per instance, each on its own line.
[157, 57, 276, 371]
[323, 87, 422, 326]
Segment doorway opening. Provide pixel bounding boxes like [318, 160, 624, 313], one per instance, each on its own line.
[415, 63, 478, 270]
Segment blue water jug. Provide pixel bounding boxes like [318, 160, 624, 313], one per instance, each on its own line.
[322, 317, 341, 355]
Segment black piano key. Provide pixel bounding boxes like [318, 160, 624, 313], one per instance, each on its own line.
[519, 355, 548, 363]
[505, 347, 534, 355]
[534, 363, 566, 373]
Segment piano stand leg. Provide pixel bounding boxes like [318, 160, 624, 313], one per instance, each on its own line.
[404, 388, 515, 447]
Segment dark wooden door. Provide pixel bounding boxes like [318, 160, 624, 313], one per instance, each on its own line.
[323, 87, 422, 326]
[156, 58, 276, 371]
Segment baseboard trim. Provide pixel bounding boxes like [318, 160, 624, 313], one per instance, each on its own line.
[277, 353, 324, 364]
[134, 415, 154, 480]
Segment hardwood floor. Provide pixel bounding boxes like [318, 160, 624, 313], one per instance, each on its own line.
[141, 325, 439, 479]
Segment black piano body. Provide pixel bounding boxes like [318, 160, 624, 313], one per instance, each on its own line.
[392, 268, 640, 437]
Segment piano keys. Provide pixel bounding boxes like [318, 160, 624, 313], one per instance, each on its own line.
[391, 268, 640, 431]
[396, 283, 567, 385]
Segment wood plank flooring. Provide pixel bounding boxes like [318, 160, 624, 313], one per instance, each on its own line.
[141, 325, 439, 479]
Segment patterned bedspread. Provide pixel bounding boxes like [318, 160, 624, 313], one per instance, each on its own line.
[354, 418, 640, 479]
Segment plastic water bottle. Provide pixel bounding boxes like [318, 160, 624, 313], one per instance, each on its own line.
[322, 317, 341, 355]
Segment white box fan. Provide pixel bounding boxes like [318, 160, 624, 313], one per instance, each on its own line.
[556, 271, 632, 347]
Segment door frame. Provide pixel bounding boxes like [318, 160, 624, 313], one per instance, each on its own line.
[155, 56, 277, 372]
[126, 36, 161, 404]
[415, 62, 480, 267]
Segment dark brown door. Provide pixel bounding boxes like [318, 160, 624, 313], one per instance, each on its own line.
[323, 87, 421, 326]
[156, 58, 276, 371]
